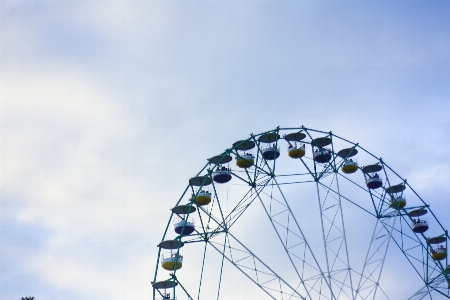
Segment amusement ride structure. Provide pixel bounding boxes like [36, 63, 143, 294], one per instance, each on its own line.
[152, 126, 449, 300]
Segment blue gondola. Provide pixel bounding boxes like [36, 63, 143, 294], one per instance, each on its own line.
[366, 173, 383, 189]
[262, 145, 280, 160]
[212, 167, 232, 183]
[174, 218, 195, 235]
[314, 148, 332, 163]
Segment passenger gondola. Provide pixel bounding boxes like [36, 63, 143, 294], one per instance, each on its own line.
[313, 148, 332, 163]
[236, 152, 254, 168]
[173, 217, 195, 235]
[428, 236, 447, 261]
[287, 144, 305, 159]
[212, 166, 232, 183]
[409, 209, 429, 233]
[259, 133, 280, 160]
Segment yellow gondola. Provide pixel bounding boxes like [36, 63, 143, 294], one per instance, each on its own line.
[287, 144, 305, 159]
[390, 196, 406, 209]
[161, 253, 183, 270]
[236, 153, 254, 168]
[431, 248, 447, 261]
[341, 160, 358, 174]
[192, 190, 211, 205]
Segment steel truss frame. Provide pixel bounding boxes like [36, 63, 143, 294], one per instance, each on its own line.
[152, 126, 449, 300]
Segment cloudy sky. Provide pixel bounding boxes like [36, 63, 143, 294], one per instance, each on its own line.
[1, 1, 450, 299]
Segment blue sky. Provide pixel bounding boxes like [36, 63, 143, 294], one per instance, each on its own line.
[1, 1, 450, 299]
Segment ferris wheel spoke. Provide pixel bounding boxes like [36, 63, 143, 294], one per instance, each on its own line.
[297, 156, 317, 181]
[409, 274, 450, 300]
[208, 233, 307, 299]
[330, 277, 352, 299]
[192, 178, 271, 244]
[315, 158, 337, 181]
[345, 161, 384, 212]
[197, 240, 209, 300]
[215, 234, 227, 300]
[229, 170, 255, 185]
[371, 283, 390, 300]
[381, 212, 446, 283]
[258, 177, 335, 300]
[197, 199, 221, 236]
[210, 181, 229, 228]
[314, 169, 355, 299]
[408, 285, 433, 300]
[269, 219, 308, 244]
[175, 278, 195, 300]
[254, 153, 272, 183]
[356, 217, 395, 300]
[388, 231, 434, 283]
[223, 177, 271, 229]
[255, 204, 320, 298]
[318, 178, 376, 217]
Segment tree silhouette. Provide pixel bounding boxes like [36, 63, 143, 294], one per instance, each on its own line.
[21, 297, 35, 300]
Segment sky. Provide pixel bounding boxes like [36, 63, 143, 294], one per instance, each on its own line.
[1, 1, 450, 299]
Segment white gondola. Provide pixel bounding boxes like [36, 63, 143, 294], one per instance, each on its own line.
[161, 252, 183, 270]
[173, 217, 195, 235]
[411, 219, 429, 233]
[409, 209, 429, 233]
[363, 164, 383, 189]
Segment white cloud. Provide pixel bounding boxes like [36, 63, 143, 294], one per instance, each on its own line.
[32, 243, 154, 299]
[0, 66, 164, 299]
[1, 66, 158, 233]
[1, 1, 450, 299]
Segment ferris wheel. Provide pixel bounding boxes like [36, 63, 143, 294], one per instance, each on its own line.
[152, 126, 449, 300]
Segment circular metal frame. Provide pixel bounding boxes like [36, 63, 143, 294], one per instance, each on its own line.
[153, 126, 449, 300]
